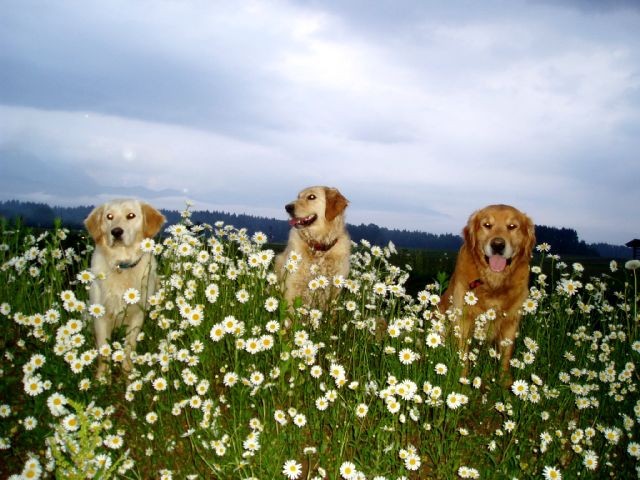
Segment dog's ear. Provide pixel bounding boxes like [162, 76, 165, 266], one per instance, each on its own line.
[520, 212, 536, 259]
[463, 210, 479, 252]
[324, 188, 349, 222]
[84, 205, 105, 243]
[141, 203, 166, 238]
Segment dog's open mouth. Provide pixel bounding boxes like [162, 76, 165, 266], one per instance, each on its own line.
[485, 255, 512, 273]
[289, 214, 317, 229]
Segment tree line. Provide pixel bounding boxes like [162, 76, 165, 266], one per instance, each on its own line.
[0, 199, 632, 258]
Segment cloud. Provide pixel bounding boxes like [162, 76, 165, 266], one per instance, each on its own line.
[1, 1, 639, 244]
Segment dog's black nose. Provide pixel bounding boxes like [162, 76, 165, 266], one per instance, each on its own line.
[285, 203, 295, 215]
[111, 227, 124, 239]
[490, 237, 506, 254]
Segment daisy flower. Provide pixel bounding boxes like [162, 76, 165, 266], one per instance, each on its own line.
[582, 450, 598, 470]
[23, 416, 37, 431]
[464, 291, 478, 306]
[372, 282, 387, 296]
[140, 238, 156, 252]
[355, 403, 368, 418]
[404, 453, 421, 471]
[252, 231, 268, 245]
[282, 459, 302, 479]
[339, 461, 358, 479]
[88, 304, 105, 318]
[123, 288, 141, 305]
[446, 392, 466, 410]
[265, 320, 280, 333]
[62, 414, 79, 432]
[250, 371, 264, 386]
[542, 465, 562, 480]
[223, 372, 238, 387]
[24, 376, 44, 397]
[458, 466, 480, 478]
[315, 396, 329, 411]
[205, 283, 219, 303]
[293, 413, 307, 427]
[398, 348, 418, 365]
[264, 297, 279, 313]
[434, 363, 448, 375]
[426, 332, 442, 348]
[152, 377, 168, 392]
[146, 412, 158, 424]
[76, 270, 95, 284]
[536, 242, 551, 252]
[522, 298, 538, 314]
[236, 289, 249, 303]
[511, 379, 529, 398]
[210, 324, 225, 342]
[274, 410, 288, 425]
[223, 316, 238, 333]
[104, 434, 124, 449]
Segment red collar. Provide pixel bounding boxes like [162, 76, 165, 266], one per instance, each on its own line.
[307, 238, 338, 253]
[469, 278, 484, 290]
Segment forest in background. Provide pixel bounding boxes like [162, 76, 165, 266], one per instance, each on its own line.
[0, 199, 632, 258]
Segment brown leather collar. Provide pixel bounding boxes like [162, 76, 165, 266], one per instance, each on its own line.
[307, 238, 338, 253]
[469, 278, 484, 290]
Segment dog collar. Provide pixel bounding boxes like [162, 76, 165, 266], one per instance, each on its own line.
[115, 255, 143, 272]
[307, 238, 338, 253]
[469, 278, 484, 290]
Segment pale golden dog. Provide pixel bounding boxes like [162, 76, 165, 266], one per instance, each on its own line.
[84, 199, 165, 377]
[441, 204, 535, 382]
[275, 186, 350, 308]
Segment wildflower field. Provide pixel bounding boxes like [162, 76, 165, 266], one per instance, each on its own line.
[1, 207, 639, 480]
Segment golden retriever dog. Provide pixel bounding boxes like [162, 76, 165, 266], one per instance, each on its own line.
[275, 186, 350, 309]
[441, 204, 535, 383]
[84, 199, 165, 378]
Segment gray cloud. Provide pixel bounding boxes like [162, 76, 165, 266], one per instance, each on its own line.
[1, 0, 639, 244]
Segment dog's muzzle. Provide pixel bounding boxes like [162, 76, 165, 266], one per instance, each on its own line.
[285, 203, 317, 229]
[111, 227, 124, 241]
[485, 237, 512, 273]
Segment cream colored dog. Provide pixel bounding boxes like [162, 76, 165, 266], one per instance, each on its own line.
[275, 186, 350, 308]
[84, 199, 165, 377]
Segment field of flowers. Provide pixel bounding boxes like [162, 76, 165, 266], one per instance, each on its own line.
[1, 206, 639, 479]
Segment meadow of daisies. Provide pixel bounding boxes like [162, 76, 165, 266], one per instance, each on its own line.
[1, 206, 639, 480]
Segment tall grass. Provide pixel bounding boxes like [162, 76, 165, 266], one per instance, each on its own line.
[0, 209, 638, 479]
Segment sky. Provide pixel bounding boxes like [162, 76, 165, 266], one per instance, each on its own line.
[1, 0, 639, 245]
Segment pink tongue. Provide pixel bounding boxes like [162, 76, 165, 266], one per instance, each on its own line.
[489, 255, 507, 272]
[288, 218, 299, 227]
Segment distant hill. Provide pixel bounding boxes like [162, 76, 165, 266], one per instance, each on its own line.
[0, 199, 632, 258]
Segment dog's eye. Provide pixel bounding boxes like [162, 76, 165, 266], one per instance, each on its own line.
[507, 224, 518, 230]
[483, 222, 492, 229]
[127, 213, 136, 220]
[307, 194, 316, 200]
[106, 213, 114, 220]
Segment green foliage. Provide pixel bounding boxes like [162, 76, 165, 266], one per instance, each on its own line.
[0, 210, 639, 479]
[47, 399, 130, 480]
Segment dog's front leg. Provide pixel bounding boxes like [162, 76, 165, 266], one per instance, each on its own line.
[123, 309, 144, 374]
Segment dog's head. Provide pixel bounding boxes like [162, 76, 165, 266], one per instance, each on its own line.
[84, 199, 166, 248]
[464, 204, 535, 273]
[285, 186, 349, 232]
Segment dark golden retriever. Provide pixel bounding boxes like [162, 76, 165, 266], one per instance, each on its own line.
[441, 204, 535, 382]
